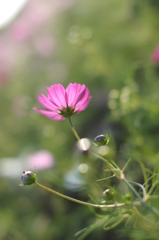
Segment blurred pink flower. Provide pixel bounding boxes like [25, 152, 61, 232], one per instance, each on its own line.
[27, 150, 54, 170]
[152, 45, 159, 63]
[10, 21, 31, 42]
[34, 83, 92, 121]
[27, 1, 52, 26]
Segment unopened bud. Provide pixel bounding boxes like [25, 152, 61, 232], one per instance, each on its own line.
[103, 189, 110, 195]
[94, 134, 109, 146]
[103, 188, 114, 201]
[21, 170, 36, 185]
[124, 193, 131, 201]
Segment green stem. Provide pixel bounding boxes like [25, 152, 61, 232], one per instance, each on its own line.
[67, 118, 159, 217]
[148, 179, 159, 196]
[68, 117, 80, 141]
[68, 119, 142, 200]
[128, 180, 146, 199]
[103, 214, 128, 231]
[35, 181, 125, 209]
[134, 207, 159, 230]
[76, 216, 108, 240]
[92, 152, 142, 200]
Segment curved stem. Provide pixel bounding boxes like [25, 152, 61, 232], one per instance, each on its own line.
[128, 180, 146, 199]
[103, 214, 128, 231]
[35, 181, 125, 209]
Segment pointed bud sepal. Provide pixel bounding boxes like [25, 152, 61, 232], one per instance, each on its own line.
[20, 171, 36, 186]
[94, 134, 109, 146]
[59, 105, 75, 118]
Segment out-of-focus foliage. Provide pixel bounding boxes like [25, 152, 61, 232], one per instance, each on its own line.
[1, 0, 159, 239]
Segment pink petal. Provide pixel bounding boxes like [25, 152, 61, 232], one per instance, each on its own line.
[66, 83, 77, 106]
[47, 84, 67, 109]
[33, 108, 65, 120]
[37, 94, 58, 111]
[75, 96, 92, 113]
[75, 87, 90, 106]
[33, 83, 91, 120]
[73, 84, 86, 104]
[66, 83, 85, 107]
[47, 87, 59, 107]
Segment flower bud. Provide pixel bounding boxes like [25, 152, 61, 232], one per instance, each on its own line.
[123, 192, 131, 201]
[103, 189, 114, 201]
[21, 170, 36, 185]
[103, 189, 110, 195]
[94, 134, 109, 146]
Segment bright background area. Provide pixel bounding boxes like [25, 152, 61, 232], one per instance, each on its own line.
[0, 0, 159, 239]
[0, 0, 28, 28]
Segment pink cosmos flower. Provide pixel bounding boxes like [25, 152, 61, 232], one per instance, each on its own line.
[33, 83, 92, 121]
[152, 45, 159, 63]
[27, 150, 54, 170]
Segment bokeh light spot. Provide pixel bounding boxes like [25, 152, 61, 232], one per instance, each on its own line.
[79, 163, 88, 174]
[76, 138, 91, 152]
[98, 146, 109, 155]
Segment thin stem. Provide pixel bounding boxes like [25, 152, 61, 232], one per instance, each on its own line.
[103, 214, 128, 231]
[134, 207, 159, 230]
[92, 153, 142, 200]
[68, 117, 80, 141]
[143, 173, 157, 188]
[96, 174, 115, 182]
[76, 217, 108, 240]
[67, 119, 159, 217]
[123, 178, 142, 200]
[35, 181, 125, 209]
[148, 179, 159, 195]
[128, 180, 146, 199]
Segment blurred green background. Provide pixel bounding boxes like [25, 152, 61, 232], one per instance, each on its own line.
[1, 0, 159, 239]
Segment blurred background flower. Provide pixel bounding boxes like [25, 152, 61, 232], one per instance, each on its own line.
[27, 150, 55, 170]
[152, 45, 159, 63]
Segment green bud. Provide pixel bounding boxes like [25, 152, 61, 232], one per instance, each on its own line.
[20, 171, 36, 186]
[123, 192, 131, 201]
[94, 134, 109, 146]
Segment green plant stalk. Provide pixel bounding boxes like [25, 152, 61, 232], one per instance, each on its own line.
[148, 179, 159, 196]
[35, 181, 125, 209]
[76, 216, 108, 240]
[134, 207, 159, 231]
[68, 117, 80, 141]
[96, 174, 115, 182]
[68, 117, 142, 199]
[128, 180, 146, 198]
[68, 117, 159, 217]
[92, 152, 142, 200]
[103, 214, 129, 231]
